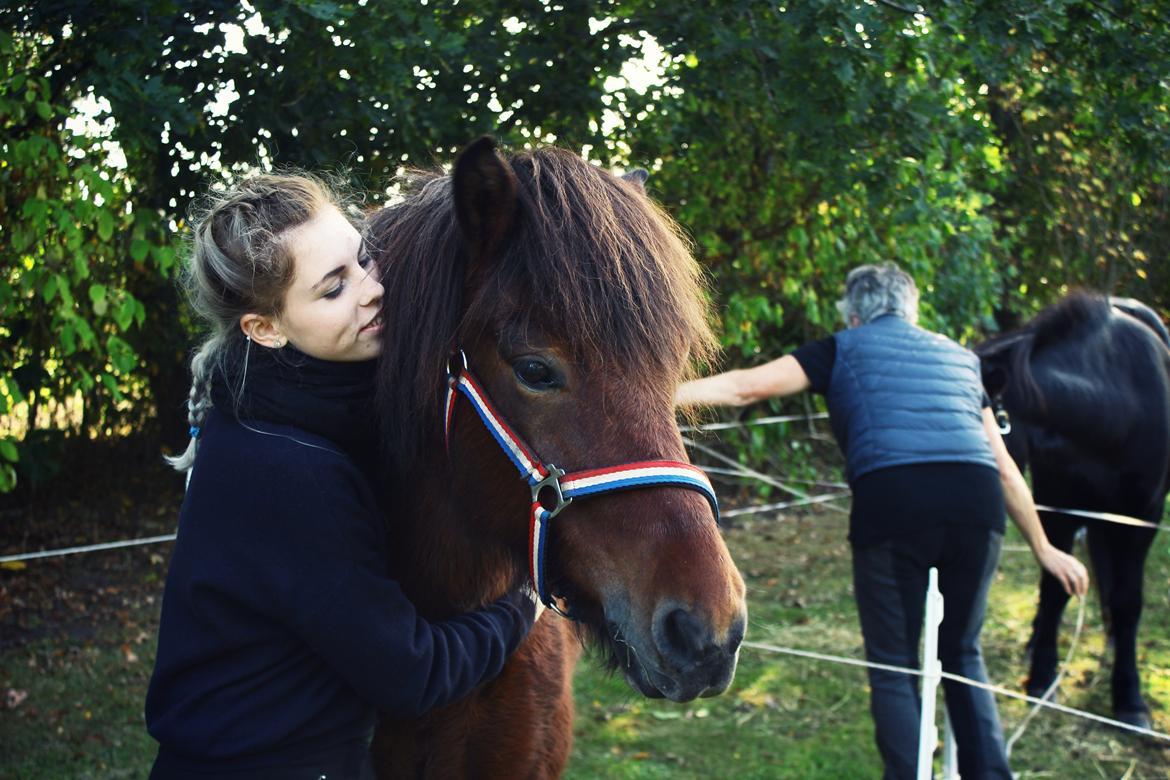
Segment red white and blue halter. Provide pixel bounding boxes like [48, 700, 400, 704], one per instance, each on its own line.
[444, 350, 720, 617]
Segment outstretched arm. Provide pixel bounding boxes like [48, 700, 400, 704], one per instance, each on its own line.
[676, 355, 811, 408]
[980, 408, 1089, 597]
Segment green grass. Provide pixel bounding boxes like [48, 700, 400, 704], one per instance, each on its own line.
[567, 503, 1170, 779]
[1, 632, 158, 779]
[2, 501, 1169, 778]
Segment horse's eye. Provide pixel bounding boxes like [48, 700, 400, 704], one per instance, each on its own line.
[514, 358, 561, 391]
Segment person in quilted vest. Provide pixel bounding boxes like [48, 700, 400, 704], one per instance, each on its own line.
[677, 262, 1086, 780]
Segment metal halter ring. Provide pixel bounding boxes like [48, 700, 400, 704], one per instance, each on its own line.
[446, 349, 469, 380]
[531, 465, 573, 519]
[994, 403, 1012, 435]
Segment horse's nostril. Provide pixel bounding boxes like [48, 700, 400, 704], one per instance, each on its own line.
[654, 607, 708, 664]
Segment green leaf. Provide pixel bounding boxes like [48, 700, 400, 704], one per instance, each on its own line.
[60, 322, 77, 354]
[55, 274, 74, 307]
[42, 275, 59, 303]
[0, 439, 18, 463]
[151, 244, 176, 273]
[89, 283, 107, 306]
[107, 335, 139, 374]
[97, 211, 115, 242]
[100, 373, 125, 402]
[74, 317, 96, 349]
[115, 297, 136, 330]
[130, 239, 150, 263]
[4, 376, 26, 405]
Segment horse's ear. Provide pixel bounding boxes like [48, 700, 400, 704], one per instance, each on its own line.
[453, 136, 519, 262]
[622, 168, 649, 191]
[980, 359, 1008, 399]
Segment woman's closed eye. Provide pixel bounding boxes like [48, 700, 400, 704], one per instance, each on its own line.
[323, 277, 347, 299]
[323, 258, 373, 300]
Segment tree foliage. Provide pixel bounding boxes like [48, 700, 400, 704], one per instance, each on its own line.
[0, 0, 637, 491]
[2, 0, 1168, 493]
[607, 0, 1169, 353]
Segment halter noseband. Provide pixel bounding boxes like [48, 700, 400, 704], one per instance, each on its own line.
[443, 350, 720, 619]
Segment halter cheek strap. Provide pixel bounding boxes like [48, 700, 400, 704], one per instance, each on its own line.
[444, 351, 719, 617]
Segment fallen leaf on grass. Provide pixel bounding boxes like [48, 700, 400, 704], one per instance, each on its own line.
[121, 643, 139, 663]
[5, 688, 29, 709]
[649, 710, 683, 720]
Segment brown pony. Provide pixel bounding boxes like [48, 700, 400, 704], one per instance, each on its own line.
[364, 138, 747, 777]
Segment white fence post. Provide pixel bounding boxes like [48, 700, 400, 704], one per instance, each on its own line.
[918, 567, 944, 780]
[942, 708, 959, 779]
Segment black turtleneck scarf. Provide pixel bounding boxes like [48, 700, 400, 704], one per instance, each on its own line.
[208, 337, 378, 462]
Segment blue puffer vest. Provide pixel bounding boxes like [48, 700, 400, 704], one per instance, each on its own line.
[826, 314, 996, 482]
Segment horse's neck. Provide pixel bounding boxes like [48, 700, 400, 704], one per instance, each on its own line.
[392, 468, 516, 618]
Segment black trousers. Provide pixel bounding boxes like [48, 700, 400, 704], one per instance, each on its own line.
[852, 524, 1012, 780]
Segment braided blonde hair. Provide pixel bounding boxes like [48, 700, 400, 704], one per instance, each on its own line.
[166, 173, 343, 475]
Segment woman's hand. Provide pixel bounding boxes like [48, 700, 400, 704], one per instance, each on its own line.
[521, 584, 545, 622]
[1036, 544, 1090, 597]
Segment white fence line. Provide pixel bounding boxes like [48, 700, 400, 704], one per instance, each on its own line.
[722, 492, 850, 519]
[1004, 594, 1088, 757]
[679, 412, 830, 433]
[0, 490, 854, 564]
[2, 418, 1167, 762]
[681, 436, 814, 500]
[0, 534, 177, 564]
[741, 637, 1170, 743]
[1035, 504, 1163, 532]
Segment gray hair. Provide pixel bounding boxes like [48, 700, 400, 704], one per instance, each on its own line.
[837, 262, 919, 326]
[165, 172, 345, 475]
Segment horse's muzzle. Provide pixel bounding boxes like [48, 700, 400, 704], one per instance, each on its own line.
[609, 602, 746, 702]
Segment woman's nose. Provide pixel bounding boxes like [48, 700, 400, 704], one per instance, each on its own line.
[360, 272, 384, 306]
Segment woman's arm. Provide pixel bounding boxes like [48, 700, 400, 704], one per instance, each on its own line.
[676, 354, 811, 408]
[270, 458, 539, 719]
[980, 408, 1089, 597]
[296, 554, 538, 719]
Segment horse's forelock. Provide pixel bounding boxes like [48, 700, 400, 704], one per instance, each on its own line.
[370, 148, 716, 473]
[480, 148, 717, 373]
[368, 171, 467, 473]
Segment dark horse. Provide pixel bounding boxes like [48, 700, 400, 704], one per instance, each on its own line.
[363, 138, 748, 777]
[977, 293, 1170, 729]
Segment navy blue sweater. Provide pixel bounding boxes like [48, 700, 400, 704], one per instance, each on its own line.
[146, 410, 531, 770]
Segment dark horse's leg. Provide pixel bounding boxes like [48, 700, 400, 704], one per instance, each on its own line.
[1025, 511, 1078, 699]
[1087, 519, 1158, 728]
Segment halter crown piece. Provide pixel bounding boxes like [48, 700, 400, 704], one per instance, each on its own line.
[444, 350, 720, 619]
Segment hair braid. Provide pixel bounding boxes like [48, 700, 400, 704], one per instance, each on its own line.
[164, 336, 222, 474]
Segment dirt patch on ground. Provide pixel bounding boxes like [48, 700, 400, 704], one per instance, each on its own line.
[0, 436, 182, 653]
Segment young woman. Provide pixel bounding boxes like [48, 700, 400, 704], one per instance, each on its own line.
[677, 262, 1087, 780]
[146, 173, 539, 779]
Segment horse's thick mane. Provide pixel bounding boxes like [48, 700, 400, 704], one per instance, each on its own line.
[976, 291, 1112, 413]
[366, 147, 716, 473]
[978, 291, 1110, 357]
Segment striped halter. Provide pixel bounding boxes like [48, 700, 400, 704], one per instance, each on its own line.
[444, 350, 720, 618]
